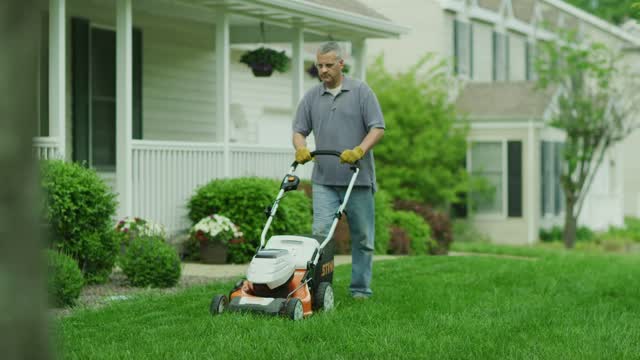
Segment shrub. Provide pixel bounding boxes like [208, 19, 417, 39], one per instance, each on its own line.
[374, 189, 393, 255]
[394, 200, 453, 255]
[388, 210, 433, 255]
[46, 250, 84, 307]
[188, 177, 312, 263]
[119, 236, 181, 288]
[40, 160, 118, 284]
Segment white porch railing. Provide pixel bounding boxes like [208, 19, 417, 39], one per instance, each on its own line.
[32, 137, 62, 160]
[131, 140, 311, 234]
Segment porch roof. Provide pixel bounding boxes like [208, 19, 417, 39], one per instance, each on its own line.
[180, 0, 409, 40]
[455, 81, 557, 121]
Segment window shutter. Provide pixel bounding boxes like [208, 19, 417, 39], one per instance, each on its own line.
[72, 17, 90, 164]
[508, 141, 522, 217]
[505, 34, 510, 81]
[133, 28, 143, 140]
[469, 23, 474, 79]
[492, 31, 497, 81]
[452, 153, 468, 218]
[553, 142, 563, 215]
[453, 20, 459, 75]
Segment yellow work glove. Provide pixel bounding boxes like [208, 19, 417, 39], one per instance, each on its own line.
[340, 146, 364, 164]
[295, 147, 312, 164]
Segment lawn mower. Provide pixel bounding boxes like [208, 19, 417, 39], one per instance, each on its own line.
[209, 150, 360, 320]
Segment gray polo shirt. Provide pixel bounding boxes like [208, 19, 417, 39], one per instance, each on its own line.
[293, 76, 385, 190]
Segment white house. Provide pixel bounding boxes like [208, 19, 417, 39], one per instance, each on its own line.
[361, 0, 640, 244]
[31, 0, 408, 234]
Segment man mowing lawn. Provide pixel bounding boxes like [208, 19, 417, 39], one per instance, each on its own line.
[292, 41, 385, 300]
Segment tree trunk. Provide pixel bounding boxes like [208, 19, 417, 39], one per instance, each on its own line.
[0, 1, 51, 359]
[563, 196, 577, 249]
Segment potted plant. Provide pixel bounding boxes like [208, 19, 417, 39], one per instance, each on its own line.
[240, 47, 290, 77]
[190, 214, 243, 264]
[114, 216, 167, 254]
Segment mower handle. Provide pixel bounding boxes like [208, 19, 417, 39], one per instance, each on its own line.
[290, 149, 360, 169]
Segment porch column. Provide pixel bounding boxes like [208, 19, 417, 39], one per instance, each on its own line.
[216, 10, 231, 177]
[291, 26, 304, 111]
[351, 38, 367, 81]
[116, 0, 133, 217]
[49, 0, 66, 159]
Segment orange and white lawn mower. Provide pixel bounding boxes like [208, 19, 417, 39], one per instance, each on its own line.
[209, 151, 360, 320]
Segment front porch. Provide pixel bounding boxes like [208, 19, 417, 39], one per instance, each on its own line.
[33, 0, 406, 234]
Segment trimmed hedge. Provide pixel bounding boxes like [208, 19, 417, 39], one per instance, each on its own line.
[394, 200, 453, 255]
[388, 210, 433, 255]
[188, 177, 312, 263]
[40, 160, 118, 283]
[46, 250, 84, 307]
[119, 236, 181, 288]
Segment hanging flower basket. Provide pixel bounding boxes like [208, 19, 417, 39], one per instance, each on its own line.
[240, 47, 290, 77]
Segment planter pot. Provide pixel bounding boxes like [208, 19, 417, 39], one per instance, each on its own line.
[199, 241, 227, 264]
[250, 63, 274, 77]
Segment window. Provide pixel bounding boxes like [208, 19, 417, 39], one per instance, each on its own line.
[540, 141, 565, 217]
[71, 17, 142, 170]
[471, 142, 504, 215]
[492, 31, 509, 81]
[454, 20, 473, 78]
[469, 141, 523, 217]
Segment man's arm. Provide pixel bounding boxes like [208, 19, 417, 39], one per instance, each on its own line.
[293, 132, 307, 150]
[358, 127, 385, 153]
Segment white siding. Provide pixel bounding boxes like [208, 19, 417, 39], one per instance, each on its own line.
[230, 51, 316, 147]
[141, 17, 217, 142]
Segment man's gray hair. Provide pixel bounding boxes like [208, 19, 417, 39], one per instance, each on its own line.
[317, 41, 343, 60]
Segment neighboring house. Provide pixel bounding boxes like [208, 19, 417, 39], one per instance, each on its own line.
[362, 0, 640, 244]
[31, 0, 408, 234]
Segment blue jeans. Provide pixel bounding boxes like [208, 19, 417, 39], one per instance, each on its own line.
[312, 183, 375, 297]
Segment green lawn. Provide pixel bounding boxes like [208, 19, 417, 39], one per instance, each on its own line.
[57, 247, 640, 359]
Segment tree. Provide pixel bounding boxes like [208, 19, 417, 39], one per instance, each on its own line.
[535, 30, 640, 248]
[1, 0, 51, 359]
[565, 0, 639, 24]
[368, 55, 472, 208]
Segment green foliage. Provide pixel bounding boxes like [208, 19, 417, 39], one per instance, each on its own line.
[119, 236, 181, 288]
[40, 160, 118, 283]
[374, 189, 393, 254]
[539, 225, 595, 243]
[565, 0, 639, 24]
[368, 54, 471, 207]
[239, 47, 290, 73]
[600, 216, 640, 242]
[389, 210, 433, 255]
[46, 249, 84, 307]
[394, 200, 453, 254]
[187, 177, 312, 263]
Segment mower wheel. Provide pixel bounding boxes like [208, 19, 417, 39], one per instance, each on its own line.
[284, 298, 304, 321]
[210, 294, 228, 316]
[314, 282, 334, 311]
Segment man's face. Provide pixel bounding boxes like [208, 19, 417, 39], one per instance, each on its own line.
[316, 51, 344, 88]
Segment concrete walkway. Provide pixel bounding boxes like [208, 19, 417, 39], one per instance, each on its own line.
[182, 255, 402, 279]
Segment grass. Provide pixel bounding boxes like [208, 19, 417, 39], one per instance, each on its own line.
[57, 248, 640, 359]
